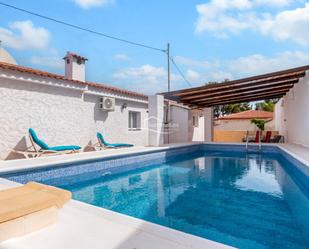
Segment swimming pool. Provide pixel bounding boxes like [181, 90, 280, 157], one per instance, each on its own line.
[1, 144, 309, 249]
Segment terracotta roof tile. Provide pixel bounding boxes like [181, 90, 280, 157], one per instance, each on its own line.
[0, 61, 147, 99]
[216, 110, 273, 120]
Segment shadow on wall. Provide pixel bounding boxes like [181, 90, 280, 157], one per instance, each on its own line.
[83, 94, 109, 123]
[5, 136, 28, 160]
[84, 140, 96, 152]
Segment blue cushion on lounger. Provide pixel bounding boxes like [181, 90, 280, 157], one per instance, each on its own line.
[109, 143, 133, 147]
[48, 145, 81, 151]
[29, 128, 50, 150]
[97, 132, 108, 146]
[97, 132, 133, 148]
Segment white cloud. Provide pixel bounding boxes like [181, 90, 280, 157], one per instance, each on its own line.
[186, 69, 201, 82]
[195, 0, 253, 35]
[195, 1, 309, 45]
[113, 54, 130, 61]
[175, 56, 210, 68]
[255, 0, 291, 7]
[74, 0, 114, 9]
[228, 51, 309, 76]
[30, 53, 63, 70]
[209, 70, 234, 81]
[113, 64, 182, 94]
[258, 3, 309, 45]
[171, 50, 309, 84]
[112, 50, 309, 93]
[0, 20, 50, 51]
[0, 20, 62, 70]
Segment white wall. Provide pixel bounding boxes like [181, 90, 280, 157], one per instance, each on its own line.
[0, 70, 148, 160]
[188, 109, 204, 141]
[215, 119, 275, 131]
[274, 99, 288, 140]
[148, 95, 164, 146]
[274, 72, 309, 146]
[168, 105, 189, 143]
[167, 106, 205, 143]
[204, 108, 214, 142]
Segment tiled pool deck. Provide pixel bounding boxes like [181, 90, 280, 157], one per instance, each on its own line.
[0, 142, 308, 249]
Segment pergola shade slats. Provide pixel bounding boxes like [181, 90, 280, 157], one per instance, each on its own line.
[181, 79, 298, 101]
[187, 85, 294, 104]
[202, 95, 285, 108]
[195, 90, 288, 105]
[189, 91, 286, 107]
[162, 65, 309, 108]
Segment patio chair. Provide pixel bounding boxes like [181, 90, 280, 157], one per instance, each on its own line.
[95, 132, 133, 150]
[13, 128, 81, 158]
[245, 131, 260, 143]
[270, 135, 284, 143]
[262, 131, 272, 143]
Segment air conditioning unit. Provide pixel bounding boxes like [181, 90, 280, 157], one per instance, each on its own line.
[99, 97, 115, 111]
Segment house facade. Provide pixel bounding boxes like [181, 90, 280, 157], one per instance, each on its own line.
[274, 72, 309, 146]
[0, 51, 204, 160]
[0, 52, 149, 160]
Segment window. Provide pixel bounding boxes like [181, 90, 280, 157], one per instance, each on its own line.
[193, 115, 199, 127]
[129, 111, 141, 130]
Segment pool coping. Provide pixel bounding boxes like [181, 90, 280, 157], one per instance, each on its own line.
[0, 142, 309, 176]
[0, 142, 203, 174]
[1, 142, 309, 249]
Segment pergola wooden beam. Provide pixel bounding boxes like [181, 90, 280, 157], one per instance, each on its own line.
[203, 95, 285, 107]
[194, 91, 287, 106]
[162, 65, 309, 108]
[176, 74, 301, 99]
[181, 78, 297, 101]
[187, 84, 294, 104]
[165, 65, 308, 97]
[189, 94, 285, 108]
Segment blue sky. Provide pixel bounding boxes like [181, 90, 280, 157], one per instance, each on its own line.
[1, 0, 309, 94]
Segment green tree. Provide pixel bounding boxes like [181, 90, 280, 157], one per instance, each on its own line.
[255, 99, 279, 112]
[206, 81, 252, 118]
[251, 119, 266, 131]
[213, 103, 252, 118]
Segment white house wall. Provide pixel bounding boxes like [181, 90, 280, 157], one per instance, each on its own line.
[167, 107, 204, 143]
[188, 109, 204, 141]
[215, 119, 275, 131]
[274, 72, 309, 146]
[168, 106, 189, 143]
[0, 71, 148, 160]
[274, 99, 288, 140]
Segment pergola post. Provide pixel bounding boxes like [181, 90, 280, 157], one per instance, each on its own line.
[148, 95, 164, 146]
[204, 107, 214, 142]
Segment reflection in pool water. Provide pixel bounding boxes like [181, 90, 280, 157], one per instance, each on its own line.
[55, 153, 309, 249]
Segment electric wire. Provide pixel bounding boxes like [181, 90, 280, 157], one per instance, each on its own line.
[0, 2, 166, 52]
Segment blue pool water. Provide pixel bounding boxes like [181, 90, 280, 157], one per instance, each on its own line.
[2, 147, 309, 248]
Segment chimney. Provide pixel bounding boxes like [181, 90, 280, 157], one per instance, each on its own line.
[63, 52, 88, 82]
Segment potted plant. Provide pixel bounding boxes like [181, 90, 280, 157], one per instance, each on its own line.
[251, 119, 266, 142]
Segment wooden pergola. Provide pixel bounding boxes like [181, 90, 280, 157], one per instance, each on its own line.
[162, 65, 309, 108]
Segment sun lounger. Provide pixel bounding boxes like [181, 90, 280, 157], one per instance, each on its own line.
[14, 128, 81, 158]
[0, 182, 71, 242]
[95, 132, 133, 149]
